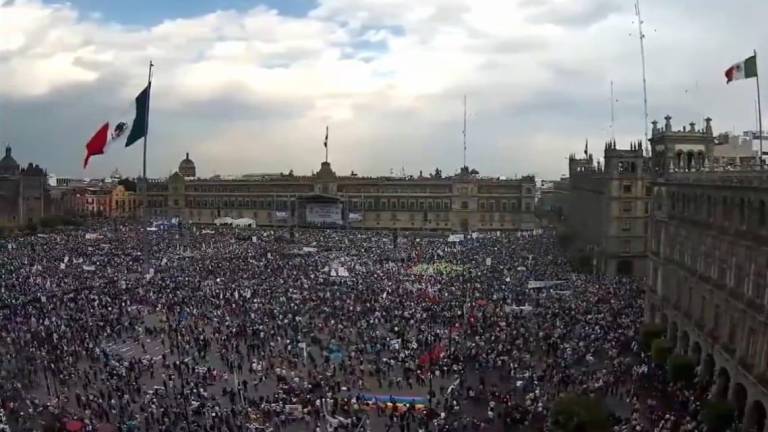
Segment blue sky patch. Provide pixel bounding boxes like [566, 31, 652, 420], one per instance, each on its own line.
[46, 0, 317, 25]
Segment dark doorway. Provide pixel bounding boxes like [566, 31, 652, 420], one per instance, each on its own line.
[617, 259, 634, 276]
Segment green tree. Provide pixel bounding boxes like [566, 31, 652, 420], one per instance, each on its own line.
[640, 322, 666, 352]
[550, 395, 611, 432]
[702, 400, 736, 432]
[667, 354, 696, 385]
[651, 338, 673, 365]
[24, 220, 37, 233]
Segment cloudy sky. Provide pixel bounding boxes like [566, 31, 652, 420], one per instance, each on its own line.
[0, 0, 765, 179]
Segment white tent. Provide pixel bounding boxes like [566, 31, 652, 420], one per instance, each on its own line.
[231, 218, 255, 227]
[214, 217, 233, 226]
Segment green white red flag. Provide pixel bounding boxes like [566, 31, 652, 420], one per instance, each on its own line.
[725, 55, 758, 84]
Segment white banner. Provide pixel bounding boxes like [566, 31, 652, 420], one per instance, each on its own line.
[306, 203, 342, 225]
[348, 212, 363, 222]
[448, 234, 465, 242]
[527, 280, 566, 289]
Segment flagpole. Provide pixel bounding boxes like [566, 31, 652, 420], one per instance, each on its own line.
[143, 60, 153, 183]
[142, 60, 154, 274]
[755, 49, 764, 167]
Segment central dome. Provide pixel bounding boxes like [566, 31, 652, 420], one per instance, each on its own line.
[178, 152, 196, 178]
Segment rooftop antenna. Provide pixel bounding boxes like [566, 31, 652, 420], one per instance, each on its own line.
[463, 95, 467, 168]
[610, 80, 616, 141]
[635, 0, 650, 154]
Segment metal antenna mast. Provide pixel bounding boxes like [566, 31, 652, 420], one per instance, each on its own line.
[610, 80, 616, 141]
[635, 0, 649, 152]
[463, 95, 467, 168]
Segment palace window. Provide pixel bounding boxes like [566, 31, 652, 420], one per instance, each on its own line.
[621, 201, 633, 214]
[622, 240, 631, 254]
[479, 201, 486, 211]
[461, 201, 469, 210]
[760, 200, 767, 227]
[623, 183, 633, 194]
[621, 220, 632, 232]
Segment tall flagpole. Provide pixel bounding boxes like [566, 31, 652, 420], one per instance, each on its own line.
[142, 60, 154, 274]
[755, 49, 764, 166]
[143, 60, 153, 183]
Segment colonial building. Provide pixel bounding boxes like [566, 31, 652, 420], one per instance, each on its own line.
[647, 115, 768, 430]
[0, 146, 50, 227]
[565, 140, 652, 276]
[142, 157, 538, 232]
[111, 184, 140, 218]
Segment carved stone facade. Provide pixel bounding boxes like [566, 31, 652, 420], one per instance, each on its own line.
[565, 140, 652, 276]
[647, 116, 768, 430]
[0, 146, 50, 227]
[144, 158, 539, 232]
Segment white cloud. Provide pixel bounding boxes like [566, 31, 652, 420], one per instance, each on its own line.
[1, 0, 768, 180]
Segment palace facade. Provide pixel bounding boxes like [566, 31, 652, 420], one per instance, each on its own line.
[143, 155, 539, 232]
[647, 115, 768, 430]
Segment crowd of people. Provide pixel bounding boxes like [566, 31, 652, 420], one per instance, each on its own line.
[0, 221, 684, 431]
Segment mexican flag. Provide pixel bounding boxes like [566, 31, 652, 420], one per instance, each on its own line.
[725, 55, 758, 84]
[83, 84, 151, 168]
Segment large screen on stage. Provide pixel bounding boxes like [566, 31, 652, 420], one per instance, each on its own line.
[306, 203, 343, 225]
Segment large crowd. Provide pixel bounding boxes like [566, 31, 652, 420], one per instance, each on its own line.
[0, 222, 699, 431]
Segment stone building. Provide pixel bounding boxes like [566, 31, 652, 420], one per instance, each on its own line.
[647, 115, 768, 430]
[565, 140, 652, 276]
[0, 146, 50, 227]
[142, 157, 539, 232]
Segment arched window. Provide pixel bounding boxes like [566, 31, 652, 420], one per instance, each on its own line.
[739, 198, 746, 226]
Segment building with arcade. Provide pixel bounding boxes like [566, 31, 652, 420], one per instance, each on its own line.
[143, 154, 539, 232]
[646, 115, 768, 431]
